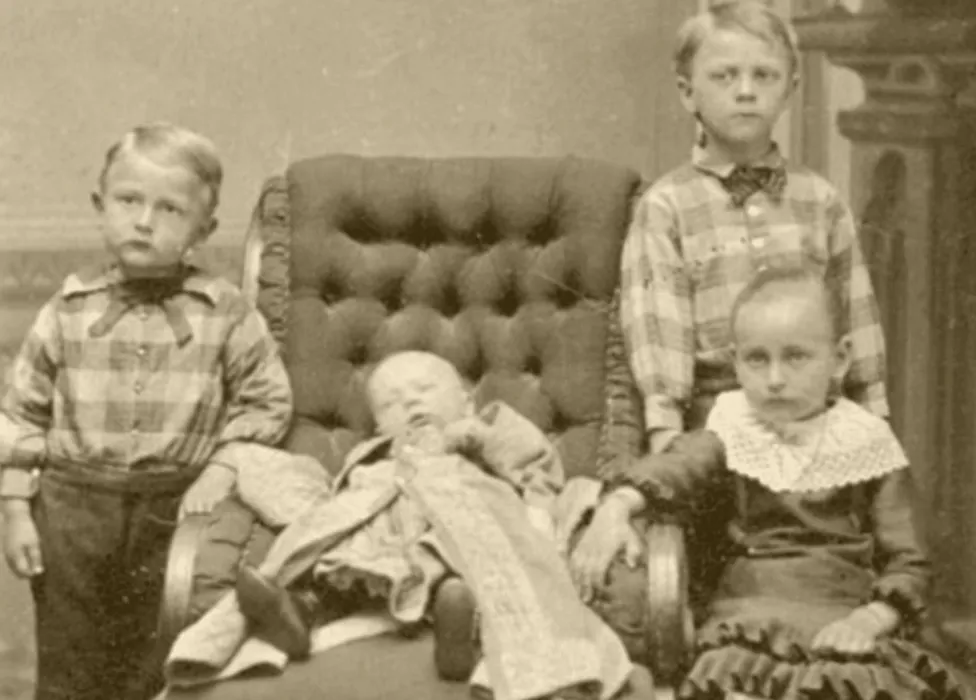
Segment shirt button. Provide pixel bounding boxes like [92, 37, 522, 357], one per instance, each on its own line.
[134, 381, 144, 394]
[139, 308, 150, 320]
[137, 345, 148, 358]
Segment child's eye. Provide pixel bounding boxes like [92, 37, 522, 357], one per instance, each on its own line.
[743, 351, 768, 367]
[754, 68, 780, 83]
[785, 350, 809, 364]
[158, 201, 185, 216]
[115, 193, 140, 206]
[710, 69, 735, 84]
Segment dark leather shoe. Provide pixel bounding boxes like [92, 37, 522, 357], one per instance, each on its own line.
[432, 576, 479, 681]
[236, 566, 315, 659]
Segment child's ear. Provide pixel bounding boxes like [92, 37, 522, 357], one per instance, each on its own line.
[832, 334, 854, 383]
[676, 76, 696, 115]
[789, 76, 800, 99]
[90, 190, 104, 214]
[194, 216, 219, 246]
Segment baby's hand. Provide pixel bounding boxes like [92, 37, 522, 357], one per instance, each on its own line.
[396, 425, 449, 457]
[180, 464, 236, 519]
[443, 417, 487, 455]
[812, 604, 897, 657]
[2, 501, 43, 578]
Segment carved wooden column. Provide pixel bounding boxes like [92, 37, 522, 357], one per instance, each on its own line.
[795, 3, 976, 617]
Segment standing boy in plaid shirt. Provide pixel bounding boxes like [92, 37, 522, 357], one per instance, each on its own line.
[568, 0, 890, 643]
[0, 123, 293, 699]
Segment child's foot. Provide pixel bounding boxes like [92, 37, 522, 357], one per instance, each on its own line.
[236, 566, 316, 659]
[432, 576, 479, 681]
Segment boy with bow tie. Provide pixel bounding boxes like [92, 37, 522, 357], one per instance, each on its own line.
[568, 0, 889, 657]
[0, 122, 293, 699]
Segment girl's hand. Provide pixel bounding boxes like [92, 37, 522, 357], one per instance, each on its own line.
[179, 464, 236, 518]
[812, 603, 900, 657]
[2, 501, 43, 578]
[569, 493, 642, 603]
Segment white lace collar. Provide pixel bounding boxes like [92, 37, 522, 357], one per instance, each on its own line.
[705, 391, 907, 493]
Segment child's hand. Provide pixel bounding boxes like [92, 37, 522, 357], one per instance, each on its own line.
[443, 417, 487, 455]
[396, 426, 449, 457]
[179, 464, 236, 518]
[2, 501, 43, 578]
[569, 493, 642, 603]
[811, 604, 899, 657]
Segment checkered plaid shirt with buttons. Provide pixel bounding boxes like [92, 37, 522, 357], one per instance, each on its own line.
[621, 146, 889, 453]
[0, 264, 293, 495]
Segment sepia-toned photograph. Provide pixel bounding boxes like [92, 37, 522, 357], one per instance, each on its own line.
[2, 0, 975, 699]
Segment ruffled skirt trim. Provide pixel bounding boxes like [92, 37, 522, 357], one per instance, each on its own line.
[679, 620, 963, 700]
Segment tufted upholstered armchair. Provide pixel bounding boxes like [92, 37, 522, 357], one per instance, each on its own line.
[156, 154, 693, 700]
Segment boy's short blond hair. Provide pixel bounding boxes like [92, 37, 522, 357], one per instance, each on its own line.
[674, 0, 800, 80]
[98, 122, 223, 214]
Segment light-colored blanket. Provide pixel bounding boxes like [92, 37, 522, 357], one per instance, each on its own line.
[165, 405, 622, 700]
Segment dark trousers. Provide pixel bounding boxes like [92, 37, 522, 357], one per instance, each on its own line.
[30, 468, 187, 700]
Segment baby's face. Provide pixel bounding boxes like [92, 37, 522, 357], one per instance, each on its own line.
[733, 288, 848, 425]
[368, 355, 471, 443]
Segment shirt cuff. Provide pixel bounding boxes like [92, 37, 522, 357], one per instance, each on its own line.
[642, 396, 684, 448]
[0, 469, 39, 500]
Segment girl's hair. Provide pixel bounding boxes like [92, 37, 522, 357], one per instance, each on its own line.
[98, 122, 223, 213]
[674, 0, 800, 80]
[729, 263, 844, 341]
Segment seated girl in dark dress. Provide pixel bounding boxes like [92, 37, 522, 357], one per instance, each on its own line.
[596, 265, 962, 699]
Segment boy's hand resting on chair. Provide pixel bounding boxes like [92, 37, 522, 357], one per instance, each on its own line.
[179, 463, 237, 518]
[811, 602, 900, 657]
[570, 487, 644, 603]
[2, 499, 44, 578]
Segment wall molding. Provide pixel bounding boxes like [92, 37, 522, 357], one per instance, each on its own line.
[0, 216, 250, 251]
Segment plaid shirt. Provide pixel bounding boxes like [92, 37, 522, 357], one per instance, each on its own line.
[621, 146, 888, 452]
[0, 263, 292, 495]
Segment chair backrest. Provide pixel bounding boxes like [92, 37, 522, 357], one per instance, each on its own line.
[242, 154, 645, 479]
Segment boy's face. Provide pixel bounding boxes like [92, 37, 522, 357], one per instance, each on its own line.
[92, 151, 217, 279]
[368, 355, 472, 442]
[678, 28, 795, 159]
[733, 287, 850, 425]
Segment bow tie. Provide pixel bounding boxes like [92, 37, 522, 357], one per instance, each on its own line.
[88, 277, 193, 345]
[720, 164, 786, 208]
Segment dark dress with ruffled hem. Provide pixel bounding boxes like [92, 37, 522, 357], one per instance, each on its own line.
[609, 431, 963, 700]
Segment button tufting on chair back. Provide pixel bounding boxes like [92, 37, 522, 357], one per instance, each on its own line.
[261, 155, 642, 478]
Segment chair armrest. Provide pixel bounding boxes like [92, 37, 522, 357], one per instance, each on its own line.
[644, 521, 694, 685]
[156, 513, 211, 653]
[239, 174, 291, 353]
[240, 195, 266, 305]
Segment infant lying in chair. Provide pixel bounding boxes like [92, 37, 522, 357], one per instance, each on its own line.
[165, 351, 636, 700]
